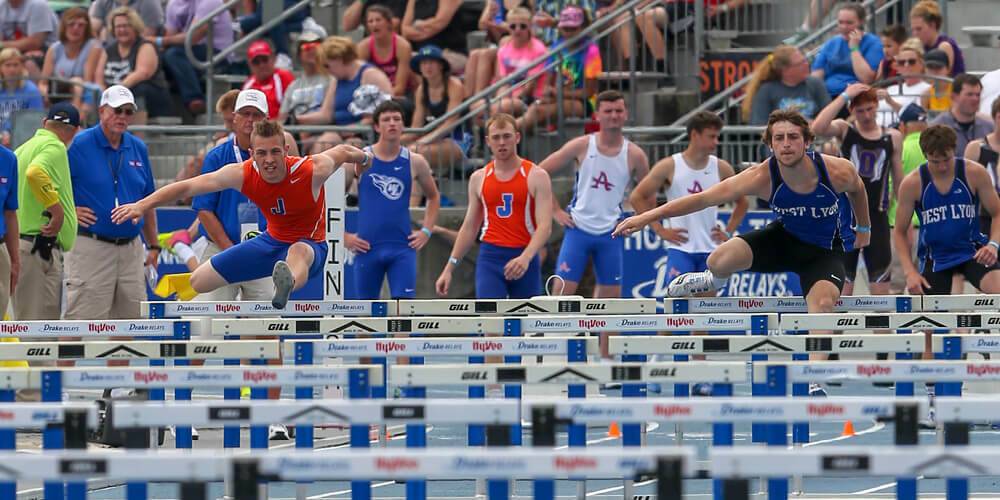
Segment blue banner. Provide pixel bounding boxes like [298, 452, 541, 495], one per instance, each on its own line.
[621, 211, 802, 298]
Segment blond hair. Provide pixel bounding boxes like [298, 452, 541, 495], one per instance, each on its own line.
[0, 48, 26, 91]
[742, 45, 800, 122]
[506, 6, 532, 20]
[107, 6, 145, 38]
[910, 0, 942, 30]
[216, 89, 241, 114]
[251, 120, 287, 145]
[899, 37, 924, 56]
[486, 113, 518, 134]
[321, 36, 358, 64]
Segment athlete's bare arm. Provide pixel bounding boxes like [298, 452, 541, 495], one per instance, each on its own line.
[410, 152, 441, 250]
[824, 154, 871, 248]
[504, 166, 553, 280]
[615, 161, 771, 237]
[435, 169, 486, 296]
[892, 171, 927, 293]
[312, 144, 373, 192]
[629, 155, 675, 236]
[111, 163, 245, 225]
[537, 136, 588, 227]
[889, 128, 904, 202]
[811, 83, 869, 139]
[627, 143, 651, 187]
[718, 160, 750, 237]
[965, 160, 1000, 266]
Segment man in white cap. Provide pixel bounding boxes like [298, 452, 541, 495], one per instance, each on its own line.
[64, 84, 158, 320]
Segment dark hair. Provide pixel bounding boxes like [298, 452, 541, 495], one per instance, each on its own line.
[596, 90, 625, 109]
[991, 96, 1000, 119]
[879, 24, 908, 44]
[952, 73, 982, 95]
[850, 87, 879, 110]
[762, 109, 813, 145]
[687, 111, 724, 135]
[372, 99, 405, 125]
[365, 4, 395, 23]
[919, 124, 957, 156]
[838, 2, 866, 23]
[251, 120, 286, 145]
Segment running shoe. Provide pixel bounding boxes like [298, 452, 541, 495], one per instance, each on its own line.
[271, 261, 294, 310]
[667, 271, 718, 297]
[269, 424, 291, 440]
[692, 383, 713, 397]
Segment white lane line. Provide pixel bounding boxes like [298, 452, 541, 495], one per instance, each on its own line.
[801, 420, 885, 448]
[586, 478, 656, 496]
[849, 475, 925, 496]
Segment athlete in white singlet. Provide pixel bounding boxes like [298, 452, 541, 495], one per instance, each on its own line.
[539, 90, 650, 297]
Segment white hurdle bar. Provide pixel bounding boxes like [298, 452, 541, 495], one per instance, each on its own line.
[390, 362, 744, 386]
[293, 337, 600, 358]
[0, 402, 97, 428]
[0, 319, 194, 339]
[610, 334, 928, 356]
[142, 300, 395, 318]
[781, 312, 1000, 331]
[665, 295, 913, 313]
[0, 340, 277, 361]
[752, 360, 1000, 384]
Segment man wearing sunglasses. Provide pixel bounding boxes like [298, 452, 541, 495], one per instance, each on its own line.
[242, 40, 295, 120]
[64, 85, 158, 321]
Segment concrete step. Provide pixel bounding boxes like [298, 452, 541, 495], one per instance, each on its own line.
[960, 46, 1000, 74]
[946, 0, 999, 47]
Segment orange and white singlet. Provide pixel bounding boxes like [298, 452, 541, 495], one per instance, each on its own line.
[479, 159, 536, 248]
[241, 155, 326, 243]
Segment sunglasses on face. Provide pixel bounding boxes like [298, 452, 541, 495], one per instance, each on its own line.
[509, 23, 529, 30]
[113, 107, 135, 116]
[250, 57, 270, 65]
[896, 58, 920, 66]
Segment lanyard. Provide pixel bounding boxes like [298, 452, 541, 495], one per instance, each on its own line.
[232, 140, 245, 163]
[108, 148, 124, 207]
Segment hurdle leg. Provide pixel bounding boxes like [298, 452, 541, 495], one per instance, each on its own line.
[620, 332, 647, 500]
[405, 348, 427, 500]
[944, 419, 971, 500]
[468, 355, 486, 498]
[566, 339, 587, 499]
[0, 389, 13, 500]
[348, 368, 372, 500]
[41, 370, 65, 500]
[711, 382, 734, 500]
[294, 341, 315, 500]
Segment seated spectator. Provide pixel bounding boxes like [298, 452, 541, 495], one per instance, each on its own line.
[929, 73, 993, 154]
[240, 39, 294, 120]
[490, 7, 547, 118]
[96, 6, 170, 121]
[464, 0, 533, 99]
[342, 0, 406, 32]
[279, 32, 329, 150]
[875, 24, 907, 81]
[743, 45, 829, 125]
[0, 0, 59, 74]
[401, 0, 467, 72]
[160, 0, 235, 116]
[39, 7, 101, 111]
[964, 97, 1000, 219]
[909, 0, 963, 76]
[623, 0, 747, 72]
[358, 5, 414, 99]
[0, 47, 42, 145]
[296, 36, 391, 151]
[920, 48, 951, 114]
[89, 0, 162, 39]
[517, 5, 600, 133]
[876, 38, 929, 127]
[810, 3, 882, 110]
[533, 0, 595, 46]
[237, 0, 309, 66]
[403, 45, 465, 171]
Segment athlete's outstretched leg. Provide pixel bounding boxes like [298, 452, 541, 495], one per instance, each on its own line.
[271, 242, 316, 309]
[804, 280, 839, 362]
[189, 260, 230, 293]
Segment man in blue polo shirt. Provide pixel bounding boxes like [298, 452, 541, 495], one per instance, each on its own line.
[191, 89, 273, 300]
[65, 85, 159, 320]
[0, 146, 18, 319]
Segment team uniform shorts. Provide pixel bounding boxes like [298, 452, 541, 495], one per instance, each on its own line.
[737, 221, 847, 293]
[920, 256, 1000, 295]
[555, 227, 623, 285]
[210, 231, 328, 284]
[476, 242, 541, 299]
[353, 243, 417, 299]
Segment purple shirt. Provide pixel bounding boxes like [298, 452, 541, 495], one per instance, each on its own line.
[164, 0, 232, 53]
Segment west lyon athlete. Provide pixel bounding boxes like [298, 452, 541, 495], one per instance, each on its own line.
[112, 120, 373, 309]
[539, 90, 649, 297]
[894, 124, 1000, 295]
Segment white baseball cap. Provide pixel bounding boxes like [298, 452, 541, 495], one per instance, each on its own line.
[235, 89, 268, 115]
[100, 85, 136, 109]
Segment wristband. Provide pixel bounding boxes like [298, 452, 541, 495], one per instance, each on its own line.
[840, 92, 851, 104]
[989, 241, 1000, 251]
[155, 36, 162, 49]
[421, 227, 432, 237]
[448, 256, 459, 266]
[849, 46, 859, 53]
[854, 225, 871, 234]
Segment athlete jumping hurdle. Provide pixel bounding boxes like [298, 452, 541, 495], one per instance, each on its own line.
[112, 120, 372, 309]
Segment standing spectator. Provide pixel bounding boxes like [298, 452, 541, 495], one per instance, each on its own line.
[743, 45, 830, 124]
[0, 0, 58, 67]
[358, 5, 414, 100]
[96, 7, 170, 121]
[404, 44, 465, 172]
[160, 0, 235, 116]
[39, 7, 101, 111]
[909, 0, 963, 77]
[89, 0, 162, 39]
[64, 85, 158, 320]
[12, 101, 78, 319]
[875, 24, 907, 81]
[490, 7, 548, 118]
[241, 40, 294, 120]
[920, 48, 950, 114]
[876, 39, 929, 127]
[297, 36, 391, 151]
[0, 141, 15, 318]
[517, 5, 601, 133]
[342, 0, 406, 32]
[0, 48, 42, 146]
[237, 0, 308, 66]
[401, 0, 467, 72]
[810, 3, 883, 105]
[279, 33, 330, 123]
[191, 89, 272, 301]
[930, 73, 993, 155]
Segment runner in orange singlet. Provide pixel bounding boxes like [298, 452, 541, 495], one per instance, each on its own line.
[435, 114, 554, 298]
[112, 120, 372, 309]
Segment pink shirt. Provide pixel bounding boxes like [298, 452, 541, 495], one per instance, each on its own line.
[496, 38, 548, 99]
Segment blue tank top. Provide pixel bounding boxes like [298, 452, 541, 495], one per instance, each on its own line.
[357, 146, 412, 246]
[333, 63, 372, 125]
[768, 151, 848, 250]
[837, 192, 856, 251]
[916, 159, 986, 271]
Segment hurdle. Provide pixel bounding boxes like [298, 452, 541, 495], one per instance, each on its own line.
[921, 294, 1000, 311]
[142, 300, 395, 318]
[0, 340, 277, 361]
[710, 446, 1000, 500]
[0, 319, 195, 339]
[664, 295, 915, 313]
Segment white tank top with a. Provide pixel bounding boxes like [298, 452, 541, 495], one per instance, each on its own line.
[663, 153, 721, 253]
[568, 134, 631, 235]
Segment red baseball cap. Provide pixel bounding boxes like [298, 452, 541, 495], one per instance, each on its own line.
[247, 40, 273, 59]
